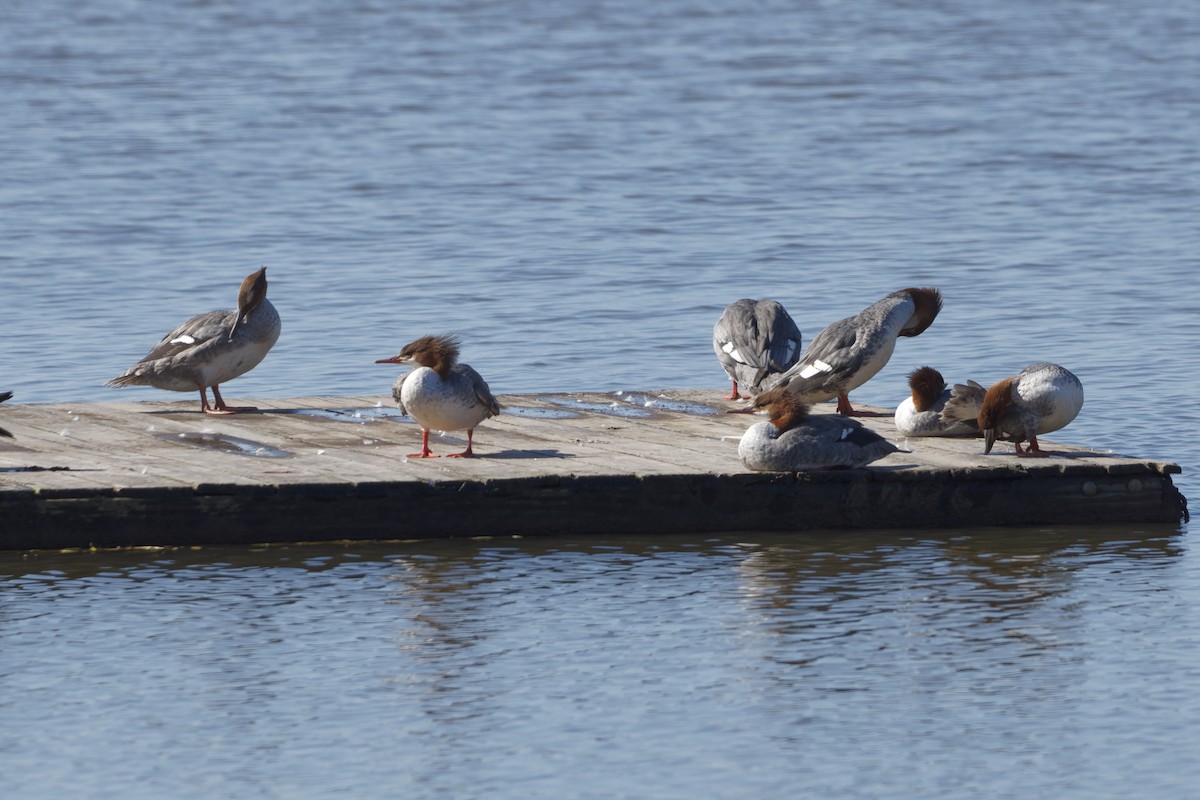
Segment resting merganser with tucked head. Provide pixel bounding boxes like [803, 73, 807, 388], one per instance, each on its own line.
[942, 362, 1083, 456]
[712, 298, 802, 400]
[773, 287, 942, 415]
[375, 334, 501, 458]
[107, 267, 281, 414]
[0, 390, 13, 438]
[894, 366, 978, 438]
[737, 387, 899, 471]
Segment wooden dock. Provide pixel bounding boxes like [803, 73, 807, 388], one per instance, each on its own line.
[0, 390, 1186, 550]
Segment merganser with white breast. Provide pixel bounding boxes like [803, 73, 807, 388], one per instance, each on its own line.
[0, 390, 13, 438]
[737, 386, 899, 471]
[712, 298, 802, 399]
[773, 287, 942, 415]
[893, 366, 978, 438]
[375, 334, 501, 458]
[107, 267, 281, 414]
[942, 362, 1083, 456]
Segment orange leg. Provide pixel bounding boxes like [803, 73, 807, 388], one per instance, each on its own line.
[726, 382, 743, 401]
[446, 429, 477, 458]
[409, 429, 439, 458]
[836, 393, 888, 417]
[1015, 435, 1052, 458]
[205, 385, 257, 415]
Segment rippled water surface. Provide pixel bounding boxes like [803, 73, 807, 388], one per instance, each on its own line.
[2, 529, 1197, 799]
[2, 0, 1198, 795]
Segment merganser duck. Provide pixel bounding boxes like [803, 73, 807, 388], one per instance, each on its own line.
[737, 387, 899, 471]
[942, 362, 1083, 456]
[107, 267, 281, 414]
[773, 287, 942, 415]
[375, 334, 501, 458]
[712, 298, 802, 399]
[0, 390, 12, 438]
[893, 366, 978, 438]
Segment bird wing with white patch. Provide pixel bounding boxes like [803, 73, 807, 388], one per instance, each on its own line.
[780, 321, 860, 388]
[137, 309, 236, 362]
[714, 303, 768, 370]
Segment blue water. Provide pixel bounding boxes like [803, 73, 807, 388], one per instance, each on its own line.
[1, 0, 1198, 796]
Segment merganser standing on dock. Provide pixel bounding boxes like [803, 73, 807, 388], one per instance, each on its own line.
[375, 334, 500, 458]
[0, 390, 13, 438]
[107, 267, 281, 414]
[737, 386, 899, 471]
[712, 298, 802, 400]
[893, 366, 978, 438]
[773, 287, 942, 415]
[943, 362, 1084, 456]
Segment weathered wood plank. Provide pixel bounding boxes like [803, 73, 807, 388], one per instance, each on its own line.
[0, 389, 1187, 550]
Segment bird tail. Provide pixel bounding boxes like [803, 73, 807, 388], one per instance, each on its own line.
[106, 373, 142, 388]
[940, 380, 985, 424]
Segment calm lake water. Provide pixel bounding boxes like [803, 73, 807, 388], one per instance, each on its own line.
[1, 0, 1197, 796]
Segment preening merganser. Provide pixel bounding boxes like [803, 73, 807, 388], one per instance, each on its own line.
[712, 298, 802, 399]
[773, 287, 942, 415]
[375, 334, 501, 458]
[942, 362, 1083, 456]
[737, 387, 899, 471]
[893, 366, 978, 438]
[0, 390, 12, 438]
[107, 267, 281, 414]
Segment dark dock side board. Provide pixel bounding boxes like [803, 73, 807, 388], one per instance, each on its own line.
[0, 390, 1186, 550]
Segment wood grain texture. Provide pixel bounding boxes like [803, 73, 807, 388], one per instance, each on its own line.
[0, 390, 1186, 549]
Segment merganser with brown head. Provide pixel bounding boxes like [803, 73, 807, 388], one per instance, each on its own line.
[943, 362, 1083, 456]
[893, 366, 978, 437]
[107, 267, 281, 414]
[737, 386, 899, 471]
[772, 287, 942, 415]
[375, 334, 500, 458]
[712, 298, 802, 400]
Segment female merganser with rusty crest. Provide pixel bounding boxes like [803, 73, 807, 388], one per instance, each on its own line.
[375, 334, 501, 458]
[712, 298, 802, 400]
[738, 387, 899, 471]
[107, 267, 281, 414]
[893, 366, 978, 438]
[773, 287, 942, 415]
[941, 362, 1083, 456]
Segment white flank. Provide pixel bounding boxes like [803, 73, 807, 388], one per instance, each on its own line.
[170, 335, 196, 345]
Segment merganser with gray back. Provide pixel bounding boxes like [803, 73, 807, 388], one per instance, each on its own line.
[712, 298, 802, 399]
[737, 386, 899, 471]
[106, 267, 281, 414]
[772, 287, 942, 415]
[943, 362, 1083, 456]
[375, 334, 500, 458]
[893, 366, 978, 438]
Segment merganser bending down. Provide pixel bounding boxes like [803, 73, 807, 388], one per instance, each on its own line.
[737, 387, 899, 471]
[893, 366, 978, 438]
[942, 362, 1083, 456]
[773, 287, 942, 415]
[712, 298, 802, 400]
[107, 267, 281, 414]
[0, 391, 12, 438]
[375, 334, 501, 458]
